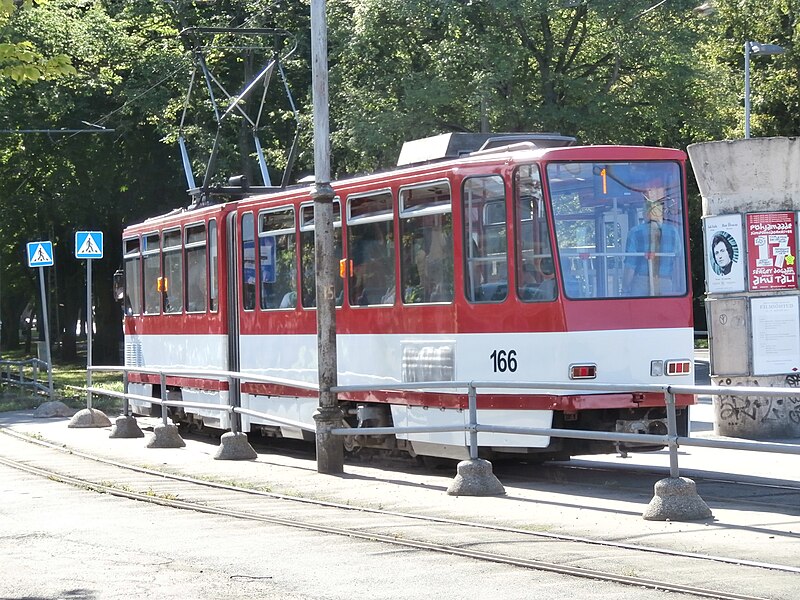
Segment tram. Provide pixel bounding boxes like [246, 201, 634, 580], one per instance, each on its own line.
[119, 133, 694, 461]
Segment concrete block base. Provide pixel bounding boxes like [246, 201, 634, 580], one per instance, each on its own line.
[214, 431, 257, 460]
[446, 458, 506, 496]
[146, 423, 186, 449]
[643, 477, 713, 521]
[34, 401, 76, 418]
[68, 408, 112, 428]
[109, 415, 145, 439]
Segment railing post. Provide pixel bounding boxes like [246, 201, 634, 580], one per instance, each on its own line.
[228, 375, 238, 435]
[146, 370, 185, 448]
[212, 372, 257, 461]
[664, 390, 680, 479]
[643, 387, 711, 521]
[31, 360, 38, 391]
[109, 367, 144, 439]
[468, 384, 478, 460]
[160, 372, 169, 427]
[446, 382, 505, 497]
[123, 370, 130, 417]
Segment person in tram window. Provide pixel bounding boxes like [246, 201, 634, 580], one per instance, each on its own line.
[280, 270, 298, 308]
[518, 262, 538, 299]
[534, 257, 556, 299]
[622, 183, 681, 296]
[711, 232, 735, 276]
[520, 258, 556, 300]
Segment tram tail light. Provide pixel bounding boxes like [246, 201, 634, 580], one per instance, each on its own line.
[569, 364, 597, 379]
[665, 359, 691, 376]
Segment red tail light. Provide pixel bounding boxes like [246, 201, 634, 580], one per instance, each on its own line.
[665, 360, 691, 376]
[570, 364, 597, 379]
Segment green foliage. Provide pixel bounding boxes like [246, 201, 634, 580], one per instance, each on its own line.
[326, 0, 733, 174]
[0, 0, 797, 346]
[0, 0, 76, 83]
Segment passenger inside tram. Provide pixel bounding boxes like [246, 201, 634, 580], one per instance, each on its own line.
[535, 257, 556, 299]
[622, 182, 681, 296]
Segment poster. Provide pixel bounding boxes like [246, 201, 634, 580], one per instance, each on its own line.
[751, 296, 800, 375]
[705, 214, 745, 293]
[746, 212, 798, 291]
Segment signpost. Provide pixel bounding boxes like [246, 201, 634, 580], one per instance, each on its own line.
[75, 231, 103, 409]
[26, 240, 55, 399]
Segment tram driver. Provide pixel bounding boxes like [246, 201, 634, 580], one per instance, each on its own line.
[622, 182, 681, 297]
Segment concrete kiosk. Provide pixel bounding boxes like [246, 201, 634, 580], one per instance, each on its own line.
[688, 137, 800, 439]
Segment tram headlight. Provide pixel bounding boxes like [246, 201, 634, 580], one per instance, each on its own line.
[650, 360, 664, 377]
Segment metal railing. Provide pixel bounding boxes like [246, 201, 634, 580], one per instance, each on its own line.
[0, 358, 53, 399]
[85, 365, 800, 479]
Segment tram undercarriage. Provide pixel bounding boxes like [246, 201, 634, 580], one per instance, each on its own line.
[136, 384, 688, 463]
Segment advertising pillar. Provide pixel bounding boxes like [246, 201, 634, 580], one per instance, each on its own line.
[688, 137, 800, 439]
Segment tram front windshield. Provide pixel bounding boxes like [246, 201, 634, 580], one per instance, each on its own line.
[546, 161, 686, 299]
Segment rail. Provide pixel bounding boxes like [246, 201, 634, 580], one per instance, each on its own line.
[0, 358, 53, 399]
[84, 364, 800, 480]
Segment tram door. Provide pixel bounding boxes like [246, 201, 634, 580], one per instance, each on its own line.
[225, 211, 242, 408]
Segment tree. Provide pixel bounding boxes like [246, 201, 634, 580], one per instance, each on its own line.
[327, 0, 725, 175]
[0, 0, 187, 360]
[0, 0, 76, 82]
[694, 0, 798, 138]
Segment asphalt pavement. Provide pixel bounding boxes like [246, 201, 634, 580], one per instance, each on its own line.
[0, 348, 798, 597]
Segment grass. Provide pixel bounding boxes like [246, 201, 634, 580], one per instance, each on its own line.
[0, 347, 124, 413]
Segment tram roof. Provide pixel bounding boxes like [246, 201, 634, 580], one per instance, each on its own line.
[124, 141, 686, 233]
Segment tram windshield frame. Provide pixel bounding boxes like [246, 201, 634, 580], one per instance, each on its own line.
[546, 160, 687, 299]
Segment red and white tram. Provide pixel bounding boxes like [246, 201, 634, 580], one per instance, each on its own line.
[120, 133, 694, 461]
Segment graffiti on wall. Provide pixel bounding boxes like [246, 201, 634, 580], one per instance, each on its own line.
[717, 375, 800, 426]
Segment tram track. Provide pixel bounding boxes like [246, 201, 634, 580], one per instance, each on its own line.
[510, 461, 800, 516]
[0, 427, 797, 600]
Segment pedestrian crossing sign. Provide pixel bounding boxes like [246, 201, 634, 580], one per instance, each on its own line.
[75, 231, 103, 259]
[27, 241, 54, 267]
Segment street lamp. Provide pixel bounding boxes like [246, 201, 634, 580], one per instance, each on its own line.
[744, 41, 785, 138]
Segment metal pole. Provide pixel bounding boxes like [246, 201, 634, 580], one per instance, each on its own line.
[160, 372, 168, 427]
[664, 390, 680, 479]
[228, 375, 238, 435]
[310, 0, 343, 474]
[37, 267, 53, 400]
[123, 369, 130, 417]
[86, 259, 93, 410]
[744, 41, 751, 139]
[468, 384, 478, 460]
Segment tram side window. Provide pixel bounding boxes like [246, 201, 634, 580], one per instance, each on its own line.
[299, 202, 343, 308]
[259, 208, 297, 310]
[185, 223, 207, 313]
[142, 233, 161, 315]
[209, 219, 218, 312]
[242, 213, 256, 311]
[462, 176, 508, 303]
[514, 165, 557, 302]
[122, 238, 142, 315]
[162, 229, 183, 313]
[347, 191, 395, 306]
[399, 182, 453, 304]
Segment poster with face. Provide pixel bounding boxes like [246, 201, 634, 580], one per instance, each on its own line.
[746, 212, 798, 291]
[705, 214, 744, 293]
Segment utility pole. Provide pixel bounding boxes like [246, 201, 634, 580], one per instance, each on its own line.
[310, 0, 343, 474]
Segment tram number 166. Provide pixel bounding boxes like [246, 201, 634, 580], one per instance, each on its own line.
[490, 349, 518, 373]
